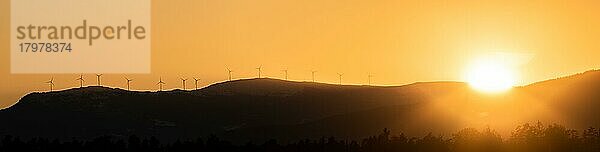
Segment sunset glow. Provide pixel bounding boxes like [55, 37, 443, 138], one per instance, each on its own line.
[2, 1, 600, 151]
[466, 57, 517, 93]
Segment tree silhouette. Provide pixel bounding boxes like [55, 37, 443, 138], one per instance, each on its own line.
[1, 122, 600, 152]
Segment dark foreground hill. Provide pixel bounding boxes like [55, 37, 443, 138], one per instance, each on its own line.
[1, 70, 600, 143]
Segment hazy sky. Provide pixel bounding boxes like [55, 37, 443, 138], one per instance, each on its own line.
[1, 0, 600, 109]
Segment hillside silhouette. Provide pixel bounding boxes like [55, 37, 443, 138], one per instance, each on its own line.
[1, 70, 600, 143]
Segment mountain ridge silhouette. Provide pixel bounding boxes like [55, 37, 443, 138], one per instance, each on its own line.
[1, 70, 599, 143]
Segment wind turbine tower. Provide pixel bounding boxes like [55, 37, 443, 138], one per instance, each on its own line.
[157, 77, 166, 91]
[368, 74, 374, 86]
[45, 77, 55, 92]
[193, 77, 200, 90]
[95, 74, 103, 86]
[125, 77, 133, 91]
[76, 74, 84, 88]
[311, 70, 317, 82]
[337, 73, 344, 85]
[256, 65, 262, 78]
[282, 69, 288, 80]
[227, 68, 233, 81]
[180, 77, 188, 90]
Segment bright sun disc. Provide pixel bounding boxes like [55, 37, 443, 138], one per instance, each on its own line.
[466, 60, 516, 93]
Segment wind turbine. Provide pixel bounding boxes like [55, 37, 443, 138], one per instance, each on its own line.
[95, 74, 103, 86]
[281, 69, 288, 80]
[124, 77, 133, 91]
[226, 68, 233, 81]
[157, 77, 166, 91]
[76, 74, 84, 88]
[180, 77, 188, 90]
[45, 77, 55, 92]
[311, 70, 317, 82]
[256, 65, 263, 78]
[337, 73, 344, 85]
[193, 77, 200, 90]
[368, 74, 374, 86]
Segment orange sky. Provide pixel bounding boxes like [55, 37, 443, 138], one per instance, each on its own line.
[1, 0, 600, 109]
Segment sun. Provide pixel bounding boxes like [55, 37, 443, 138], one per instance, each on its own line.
[465, 58, 517, 93]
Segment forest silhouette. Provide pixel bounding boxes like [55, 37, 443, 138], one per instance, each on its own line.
[1, 122, 599, 152]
